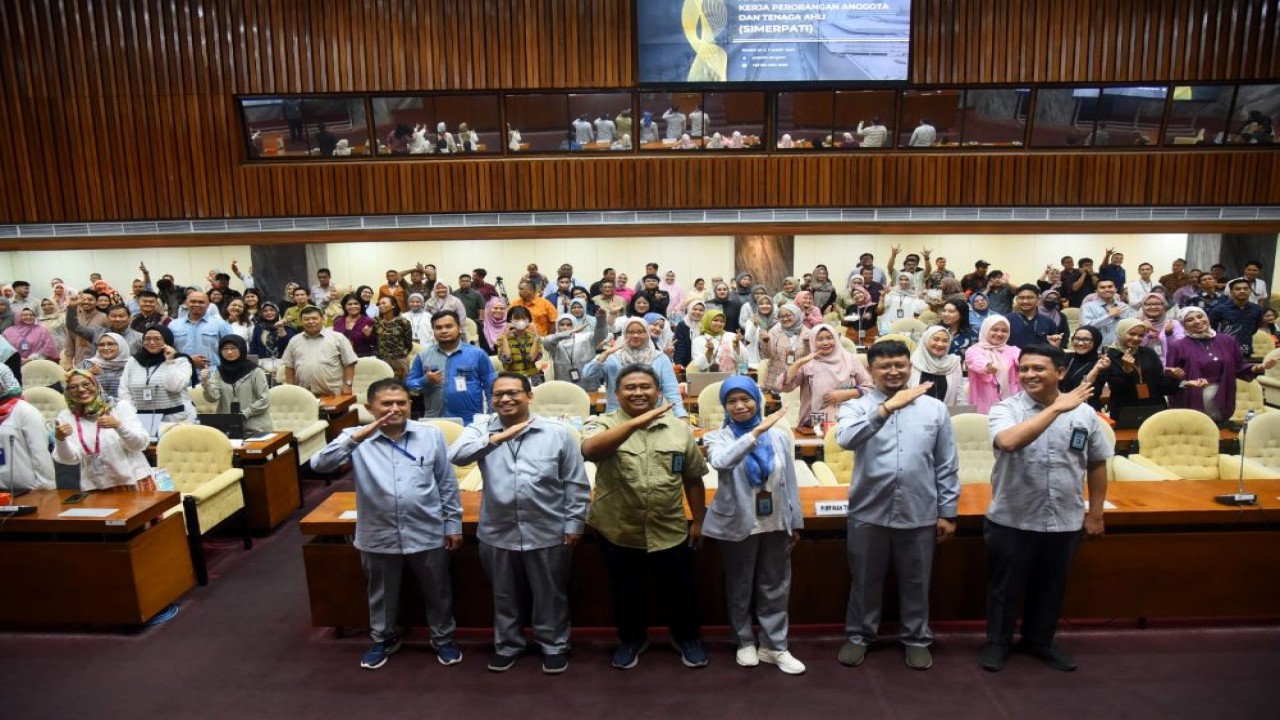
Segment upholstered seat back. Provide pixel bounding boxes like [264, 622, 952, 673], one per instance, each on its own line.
[21, 359, 64, 389]
[1135, 409, 1220, 480]
[887, 318, 927, 337]
[952, 413, 994, 484]
[352, 357, 394, 423]
[1242, 411, 1280, 471]
[268, 384, 321, 432]
[822, 426, 854, 484]
[24, 386, 68, 422]
[697, 381, 726, 429]
[157, 425, 234, 493]
[1232, 379, 1269, 423]
[874, 333, 918, 353]
[1252, 331, 1276, 359]
[531, 380, 591, 419]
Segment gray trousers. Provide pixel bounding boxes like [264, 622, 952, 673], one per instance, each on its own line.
[360, 548, 456, 644]
[845, 519, 935, 647]
[479, 542, 573, 656]
[718, 531, 793, 651]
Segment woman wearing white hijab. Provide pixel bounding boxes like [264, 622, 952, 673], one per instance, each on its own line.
[964, 316, 1020, 414]
[80, 331, 130, 399]
[878, 272, 924, 334]
[909, 326, 965, 406]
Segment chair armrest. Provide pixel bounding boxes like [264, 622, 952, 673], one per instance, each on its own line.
[794, 461, 820, 488]
[1111, 456, 1179, 481]
[186, 468, 245, 504]
[458, 467, 483, 493]
[811, 461, 839, 487]
[1126, 454, 1179, 477]
[293, 420, 329, 444]
[1257, 376, 1280, 389]
[1219, 455, 1275, 480]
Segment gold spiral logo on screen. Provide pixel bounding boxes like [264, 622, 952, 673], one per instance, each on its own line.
[682, 0, 728, 82]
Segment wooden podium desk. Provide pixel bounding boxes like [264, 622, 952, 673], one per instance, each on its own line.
[235, 431, 300, 533]
[298, 480, 1280, 631]
[0, 490, 195, 626]
[318, 394, 358, 441]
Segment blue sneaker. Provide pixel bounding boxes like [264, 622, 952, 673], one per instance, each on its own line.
[360, 637, 402, 669]
[611, 641, 649, 669]
[432, 641, 463, 666]
[673, 639, 709, 668]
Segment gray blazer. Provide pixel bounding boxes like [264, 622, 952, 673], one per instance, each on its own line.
[701, 427, 803, 542]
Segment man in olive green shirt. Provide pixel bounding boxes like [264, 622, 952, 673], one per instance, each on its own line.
[582, 363, 709, 671]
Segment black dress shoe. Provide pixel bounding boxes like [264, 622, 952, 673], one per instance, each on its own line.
[978, 642, 1010, 672]
[1022, 643, 1077, 671]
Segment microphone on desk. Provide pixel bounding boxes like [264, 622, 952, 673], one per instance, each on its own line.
[0, 434, 37, 516]
[1216, 408, 1259, 507]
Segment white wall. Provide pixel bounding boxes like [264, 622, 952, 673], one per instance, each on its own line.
[0, 232, 1229, 301]
[795, 233, 1190, 288]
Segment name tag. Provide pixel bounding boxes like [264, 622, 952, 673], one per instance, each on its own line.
[1070, 427, 1088, 451]
[755, 490, 774, 516]
[19, 342, 29, 352]
[142, 388, 154, 401]
[672, 454, 684, 473]
[569, 369, 581, 382]
[454, 375, 468, 392]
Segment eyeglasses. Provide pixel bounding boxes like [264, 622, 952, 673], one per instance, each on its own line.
[492, 390, 526, 399]
[1072, 337, 1093, 344]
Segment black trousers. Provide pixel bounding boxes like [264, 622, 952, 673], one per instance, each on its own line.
[598, 535, 700, 646]
[983, 519, 1081, 649]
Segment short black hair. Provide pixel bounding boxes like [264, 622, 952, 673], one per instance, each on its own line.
[430, 310, 460, 328]
[299, 305, 324, 318]
[506, 306, 532, 322]
[366, 377, 408, 402]
[1019, 343, 1066, 369]
[867, 340, 910, 363]
[1014, 283, 1041, 296]
[1211, 263, 1227, 271]
[1245, 260, 1263, 270]
[617, 363, 660, 387]
[458, 273, 471, 281]
[215, 273, 231, 283]
[493, 371, 532, 393]
[106, 304, 130, 315]
[1078, 257, 1094, 265]
[12, 281, 28, 289]
[988, 270, 1004, 279]
[138, 290, 159, 300]
[317, 268, 331, 276]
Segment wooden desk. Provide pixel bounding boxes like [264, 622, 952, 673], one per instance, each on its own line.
[0, 490, 196, 625]
[318, 394, 357, 441]
[297, 480, 1280, 630]
[236, 432, 300, 533]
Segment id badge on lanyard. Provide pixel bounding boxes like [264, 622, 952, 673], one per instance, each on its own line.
[755, 490, 773, 516]
[454, 374, 469, 392]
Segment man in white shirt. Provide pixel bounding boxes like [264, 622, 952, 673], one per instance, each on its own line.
[1244, 260, 1269, 306]
[593, 114, 616, 144]
[908, 117, 937, 147]
[571, 115, 594, 145]
[855, 117, 888, 148]
[310, 268, 335, 308]
[688, 106, 707, 137]
[1124, 262, 1157, 309]
[662, 107, 686, 140]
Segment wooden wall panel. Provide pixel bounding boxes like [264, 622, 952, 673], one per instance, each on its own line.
[912, 0, 1280, 84]
[3, 0, 1280, 224]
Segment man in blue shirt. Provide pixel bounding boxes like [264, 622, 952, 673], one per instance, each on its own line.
[405, 310, 494, 423]
[311, 378, 463, 671]
[167, 290, 230, 370]
[1097, 248, 1126, 290]
[1007, 284, 1066, 349]
[1210, 278, 1264, 356]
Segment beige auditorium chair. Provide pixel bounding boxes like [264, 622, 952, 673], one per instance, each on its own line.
[1128, 409, 1271, 480]
[267, 385, 329, 464]
[811, 426, 853, 486]
[426, 418, 479, 491]
[23, 386, 68, 422]
[352, 357, 394, 423]
[1061, 307, 1082, 330]
[530, 380, 591, 420]
[838, 336, 857, 355]
[157, 424, 249, 586]
[1096, 421, 1179, 481]
[192, 389, 219, 414]
[951, 413, 995, 485]
[874, 333, 917, 353]
[1256, 349, 1280, 407]
[696, 381, 726, 428]
[1252, 331, 1276, 359]
[1241, 411, 1280, 473]
[20, 358, 65, 389]
[887, 318, 927, 339]
[1231, 379, 1270, 424]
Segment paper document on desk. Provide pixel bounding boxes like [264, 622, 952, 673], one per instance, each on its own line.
[59, 508, 120, 518]
[339, 511, 357, 520]
[1102, 501, 1116, 510]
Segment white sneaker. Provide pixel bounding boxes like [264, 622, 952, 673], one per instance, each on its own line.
[758, 648, 806, 675]
[735, 645, 759, 667]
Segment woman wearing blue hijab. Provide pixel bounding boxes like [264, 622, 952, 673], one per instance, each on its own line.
[701, 375, 806, 675]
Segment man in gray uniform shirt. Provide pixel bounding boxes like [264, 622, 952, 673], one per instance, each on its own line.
[311, 378, 464, 671]
[834, 341, 960, 671]
[980, 344, 1110, 673]
[449, 372, 591, 675]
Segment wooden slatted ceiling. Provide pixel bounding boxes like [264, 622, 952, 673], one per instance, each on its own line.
[2, 0, 1280, 224]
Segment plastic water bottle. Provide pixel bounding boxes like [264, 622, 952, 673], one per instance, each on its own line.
[154, 468, 175, 492]
[737, 357, 749, 375]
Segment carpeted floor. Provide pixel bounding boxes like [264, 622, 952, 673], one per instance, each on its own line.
[1, 477, 1276, 720]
